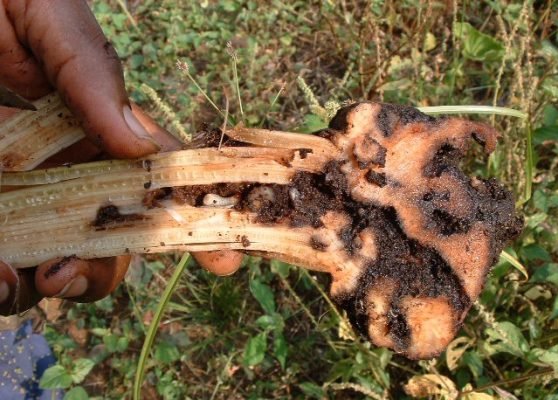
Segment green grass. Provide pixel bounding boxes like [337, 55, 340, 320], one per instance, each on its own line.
[39, 1, 558, 399]
[133, 253, 190, 400]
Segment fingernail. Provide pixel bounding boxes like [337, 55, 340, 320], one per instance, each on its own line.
[123, 105, 161, 150]
[56, 275, 88, 298]
[0, 281, 9, 304]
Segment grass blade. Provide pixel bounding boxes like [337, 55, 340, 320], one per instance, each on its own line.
[500, 250, 529, 281]
[227, 42, 244, 121]
[418, 105, 527, 119]
[133, 252, 190, 400]
[523, 122, 534, 204]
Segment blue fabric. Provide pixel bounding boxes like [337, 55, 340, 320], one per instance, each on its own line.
[0, 320, 63, 400]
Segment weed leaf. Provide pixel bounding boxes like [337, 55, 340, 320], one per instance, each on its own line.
[249, 278, 276, 314]
[70, 358, 95, 384]
[453, 22, 504, 62]
[39, 365, 73, 389]
[485, 322, 530, 356]
[243, 332, 267, 366]
[299, 382, 325, 399]
[273, 333, 288, 369]
[64, 386, 89, 400]
[155, 342, 181, 364]
[531, 345, 558, 371]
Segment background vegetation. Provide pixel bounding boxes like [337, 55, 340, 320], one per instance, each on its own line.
[38, 1, 558, 399]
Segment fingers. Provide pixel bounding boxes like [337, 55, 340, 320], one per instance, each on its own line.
[0, 262, 43, 316]
[0, 4, 51, 98]
[2, 0, 159, 158]
[192, 251, 244, 276]
[1, 256, 130, 316]
[2, 250, 243, 316]
[0, 261, 19, 315]
[130, 103, 184, 152]
[39, 103, 182, 168]
[34, 255, 130, 303]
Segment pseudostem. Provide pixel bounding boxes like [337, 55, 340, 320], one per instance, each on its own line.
[0, 95, 522, 360]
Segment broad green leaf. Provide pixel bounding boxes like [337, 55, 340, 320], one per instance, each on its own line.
[129, 54, 145, 69]
[243, 332, 267, 366]
[103, 334, 118, 352]
[103, 335, 129, 353]
[521, 244, 552, 262]
[273, 333, 288, 369]
[71, 358, 95, 384]
[64, 386, 89, 400]
[376, 347, 393, 369]
[531, 263, 558, 286]
[532, 345, 558, 371]
[116, 337, 129, 352]
[543, 104, 558, 126]
[525, 212, 547, 229]
[533, 190, 550, 212]
[549, 195, 558, 209]
[90, 328, 110, 337]
[270, 260, 291, 278]
[485, 322, 529, 356]
[249, 278, 276, 314]
[39, 365, 73, 389]
[453, 22, 504, 62]
[220, 0, 239, 12]
[463, 351, 484, 379]
[299, 382, 325, 399]
[255, 313, 284, 332]
[533, 126, 558, 145]
[155, 342, 181, 364]
[300, 114, 328, 133]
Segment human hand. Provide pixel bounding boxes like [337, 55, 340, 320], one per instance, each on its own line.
[0, 0, 242, 315]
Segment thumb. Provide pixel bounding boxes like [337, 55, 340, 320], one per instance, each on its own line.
[4, 0, 159, 158]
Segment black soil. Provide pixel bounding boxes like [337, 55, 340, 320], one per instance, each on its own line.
[333, 206, 473, 351]
[93, 204, 144, 230]
[376, 103, 436, 136]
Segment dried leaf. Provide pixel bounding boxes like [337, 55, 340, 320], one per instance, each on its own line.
[423, 32, 437, 52]
[446, 337, 471, 370]
[39, 298, 64, 322]
[404, 374, 458, 399]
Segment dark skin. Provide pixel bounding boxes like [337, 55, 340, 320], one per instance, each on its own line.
[0, 0, 242, 315]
